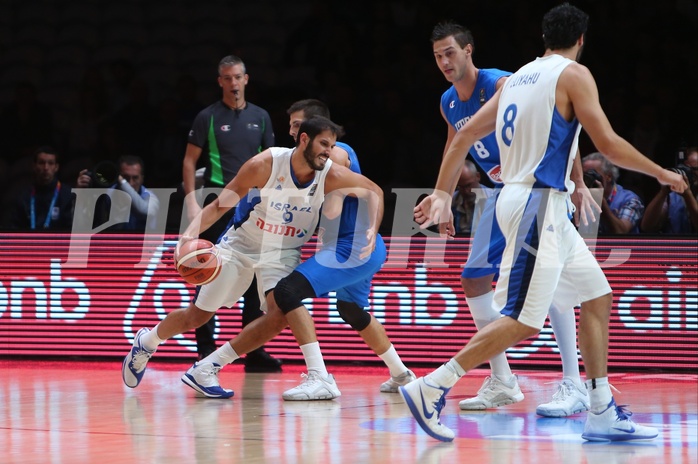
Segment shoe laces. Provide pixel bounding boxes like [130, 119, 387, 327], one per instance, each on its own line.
[434, 392, 447, 414]
[480, 374, 515, 393]
[131, 348, 152, 372]
[614, 404, 633, 421]
[478, 376, 495, 393]
[299, 371, 321, 387]
[551, 380, 575, 402]
[198, 363, 222, 380]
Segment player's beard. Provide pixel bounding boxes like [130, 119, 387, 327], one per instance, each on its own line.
[576, 43, 585, 62]
[303, 144, 328, 171]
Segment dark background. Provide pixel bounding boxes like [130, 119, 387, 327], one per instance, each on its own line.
[1, 0, 696, 231]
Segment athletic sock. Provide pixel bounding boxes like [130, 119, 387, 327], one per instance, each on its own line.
[548, 305, 583, 388]
[585, 377, 612, 413]
[427, 358, 465, 389]
[466, 292, 513, 379]
[378, 344, 409, 377]
[300, 342, 328, 377]
[202, 342, 239, 366]
[141, 324, 165, 352]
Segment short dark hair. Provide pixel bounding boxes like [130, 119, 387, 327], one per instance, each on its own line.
[118, 155, 145, 173]
[431, 21, 474, 49]
[286, 99, 331, 119]
[542, 3, 589, 50]
[218, 55, 246, 74]
[33, 145, 59, 163]
[296, 116, 344, 146]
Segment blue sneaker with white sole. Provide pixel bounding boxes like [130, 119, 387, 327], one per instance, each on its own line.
[582, 399, 659, 442]
[181, 362, 234, 399]
[122, 328, 155, 388]
[399, 377, 454, 442]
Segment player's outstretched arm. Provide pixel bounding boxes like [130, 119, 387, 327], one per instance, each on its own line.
[564, 64, 686, 194]
[416, 87, 502, 230]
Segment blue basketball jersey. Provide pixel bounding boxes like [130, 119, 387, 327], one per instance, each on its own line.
[322, 141, 370, 251]
[441, 68, 511, 184]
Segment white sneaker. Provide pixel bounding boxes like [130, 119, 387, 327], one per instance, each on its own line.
[582, 399, 659, 442]
[282, 371, 341, 401]
[399, 377, 454, 442]
[380, 369, 417, 393]
[536, 378, 589, 417]
[122, 328, 155, 388]
[458, 375, 524, 410]
[181, 362, 234, 399]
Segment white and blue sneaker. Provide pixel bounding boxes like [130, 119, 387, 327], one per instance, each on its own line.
[122, 327, 155, 388]
[181, 362, 234, 399]
[582, 399, 659, 442]
[399, 377, 454, 442]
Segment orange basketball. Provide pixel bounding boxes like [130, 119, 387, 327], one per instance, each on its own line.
[174, 239, 222, 286]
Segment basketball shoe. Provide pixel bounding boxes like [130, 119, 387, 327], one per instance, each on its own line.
[399, 377, 454, 442]
[536, 378, 590, 417]
[380, 369, 417, 393]
[458, 375, 524, 410]
[181, 362, 234, 399]
[122, 328, 155, 388]
[582, 399, 659, 442]
[282, 371, 341, 401]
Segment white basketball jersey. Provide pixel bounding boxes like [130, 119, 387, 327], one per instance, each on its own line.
[495, 54, 582, 192]
[220, 146, 332, 254]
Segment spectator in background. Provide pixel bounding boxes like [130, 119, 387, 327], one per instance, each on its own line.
[452, 160, 491, 236]
[641, 147, 698, 234]
[583, 152, 645, 234]
[9, 146, 73, 231]
[76, 155, 160, 232]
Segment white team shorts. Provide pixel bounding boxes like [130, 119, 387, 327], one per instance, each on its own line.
[194, 239, 302, 312]
[493, 184, 612, 329]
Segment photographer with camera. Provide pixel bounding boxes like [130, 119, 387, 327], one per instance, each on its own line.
[582, 152, 645, 234]
[641, 147, 698, 234]
[8, 146, 74, 231]
[76, 155, 160, 232]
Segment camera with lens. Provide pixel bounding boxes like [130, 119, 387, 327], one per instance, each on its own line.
[669, 164, 694, 185]
[583, 169, 604, 188]
[86, 161, 119, 188]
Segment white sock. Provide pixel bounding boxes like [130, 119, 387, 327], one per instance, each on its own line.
[427, 359, 465, 389]
[141, 324, 165, 352]
[548, 305, 583, 388]
[585, 377, 612, 413]
[466, 292, 513, 379]
[300, 342, 328, 377]
[378, 345, 409, 377]
[202, 342, 239, 366]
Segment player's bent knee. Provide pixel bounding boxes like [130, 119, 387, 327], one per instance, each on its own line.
[190, 305, 215, 328]
[460, 275, 494, 297]
[337, 301, 371, 331]
[273, 272, 315, 315]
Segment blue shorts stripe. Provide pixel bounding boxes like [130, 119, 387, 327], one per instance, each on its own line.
[501, 192, 543, 320]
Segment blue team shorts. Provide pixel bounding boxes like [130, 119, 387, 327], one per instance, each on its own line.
[296, 234, 386, 308]
[461, 191, 505, 280]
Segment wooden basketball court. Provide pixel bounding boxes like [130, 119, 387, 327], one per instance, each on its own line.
[1, 360, 695, 463]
